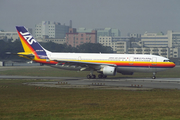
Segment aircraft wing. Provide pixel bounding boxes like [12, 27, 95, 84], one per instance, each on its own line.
[53, 59, 117, 70]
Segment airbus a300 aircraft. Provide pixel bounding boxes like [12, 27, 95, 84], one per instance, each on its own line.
[14, 26, 175, 79]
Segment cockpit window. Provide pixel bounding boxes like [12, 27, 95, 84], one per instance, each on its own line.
[163, 60, 170, 62]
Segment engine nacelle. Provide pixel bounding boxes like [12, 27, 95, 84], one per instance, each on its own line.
[103, 66, 117, 76]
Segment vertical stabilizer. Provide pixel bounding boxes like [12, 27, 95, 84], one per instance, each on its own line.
[16, 26, 50, 59]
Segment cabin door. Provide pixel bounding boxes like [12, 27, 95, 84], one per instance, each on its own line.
[129, 57, 134, 65]
[78, 56, 81, 61]
[151, 57, 157, 72]
[152, 57, 157, 65]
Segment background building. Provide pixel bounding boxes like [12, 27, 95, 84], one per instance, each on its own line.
[0, 28, 32, 42]
[168, 31, 180, 48]
[127, 47, 170, 58]
[116, 41, 130, 54]
[35, 21, 70, 39]
[66, 28, 97, 47]
[99, 35, 138, 52]
[99, 36, 115, 51]
[77, 28, 93, 33]
[96, 28, 120, 42]
[141, 32, 169, 48]
[0, 32, 18, 42]
[36, 35, 66, 44]
[116, 31, 180, 58]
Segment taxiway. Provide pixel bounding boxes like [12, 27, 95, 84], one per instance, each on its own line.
[1, 75, 180, 90]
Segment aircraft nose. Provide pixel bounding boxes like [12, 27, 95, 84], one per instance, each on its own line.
[171, 62, 176, 68]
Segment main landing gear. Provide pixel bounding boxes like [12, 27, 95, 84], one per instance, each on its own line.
[86, 74, 107, 79]
[87, 74, 96, 79]
[152, 72, 156, 79]
[86, 69, 108, 79]
[87, 69, 96, 79]
[98, 74, 107, 79]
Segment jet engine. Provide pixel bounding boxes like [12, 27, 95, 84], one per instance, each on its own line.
[102, 66, 117, 76]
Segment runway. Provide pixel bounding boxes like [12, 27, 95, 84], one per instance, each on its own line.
[1, 75, 180, 90]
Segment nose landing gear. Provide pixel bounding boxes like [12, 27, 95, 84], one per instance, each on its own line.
[152, 72, 156, 79]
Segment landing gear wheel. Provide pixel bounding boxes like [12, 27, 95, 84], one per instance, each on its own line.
[98, 74, 103, 78]
[92, 75, 96, 79]
[87, 75, 96, 79]
[152, 72, 156, 79]
[98, 74, 107, 79]
[103, 75, 107, 78]
[87, 75, 91, 79]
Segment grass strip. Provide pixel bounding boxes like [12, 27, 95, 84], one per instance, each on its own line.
[0, 79, 180, 120]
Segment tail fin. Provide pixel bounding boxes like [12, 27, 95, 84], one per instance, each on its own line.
[16, 26, 50, 59]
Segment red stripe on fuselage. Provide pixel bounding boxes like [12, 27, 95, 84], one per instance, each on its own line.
[34, 60, 58, 64]
[77, 60, 175, 68]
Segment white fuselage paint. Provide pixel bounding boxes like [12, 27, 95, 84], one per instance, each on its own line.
[48, 52, 174, 73]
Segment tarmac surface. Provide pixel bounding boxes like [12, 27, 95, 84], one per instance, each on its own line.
[1, 75, 180, 90]
[0, 66, 180, 90]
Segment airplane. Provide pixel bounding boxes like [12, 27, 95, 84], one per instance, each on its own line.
[13, 26, 175, 79]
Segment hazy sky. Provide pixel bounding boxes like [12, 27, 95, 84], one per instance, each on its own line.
[0, 0, 180, 35]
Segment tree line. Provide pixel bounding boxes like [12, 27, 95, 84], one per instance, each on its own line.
[0, 40, 113, 61]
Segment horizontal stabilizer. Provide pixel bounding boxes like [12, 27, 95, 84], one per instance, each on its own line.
[6, 52, 34, 59]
